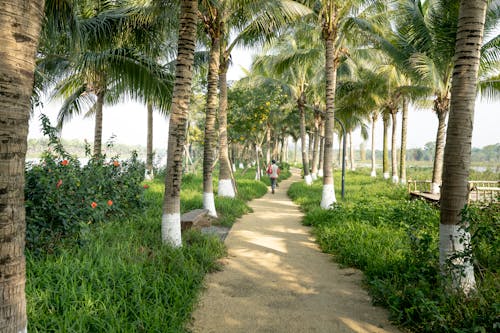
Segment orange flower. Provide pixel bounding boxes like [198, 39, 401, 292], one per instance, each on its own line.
[113, 160, 120, 167]
[91, 202, 97, 209]
[61, 160, 69, 166]
[143, 184, 149, 189]
[56, 179, 63, 188]
[107, 200, 113, 206]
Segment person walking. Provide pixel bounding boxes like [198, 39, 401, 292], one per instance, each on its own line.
[266, 160, 280, 194]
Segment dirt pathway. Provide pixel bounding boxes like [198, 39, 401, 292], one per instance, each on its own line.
[190, 170, 402, 333]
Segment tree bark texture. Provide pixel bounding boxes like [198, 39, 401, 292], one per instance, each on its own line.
[162, 0, 198, 245]
[320, 12, 338, 208]
[371, 114, 377, 177]
[440, 0, 487, 294]
[93, 90, 105, 157]
[202, 32, 220, 212]
[399, 97, 408, 183]
[431, 98, 449, 193]
[391, 108, 398, 182]
[382, 112, 389, 178]
[217, 52, 236, 197]
[311, 112, 320, 177]
[146, 102, 154, 179]
[0, 1, 44, 332]
[298, 96, 310, 178]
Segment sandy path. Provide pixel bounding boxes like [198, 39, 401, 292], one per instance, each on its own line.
[190, 170, 402, 333]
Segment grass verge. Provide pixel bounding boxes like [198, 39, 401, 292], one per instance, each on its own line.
[26, 170, 272, 332]
[288, 170, 498, 333]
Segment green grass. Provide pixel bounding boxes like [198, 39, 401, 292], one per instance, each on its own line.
[26, 169, 276, 332]
[288, 170, 499, 333]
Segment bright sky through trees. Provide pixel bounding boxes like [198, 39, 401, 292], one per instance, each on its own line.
[28, 47, 499, 152]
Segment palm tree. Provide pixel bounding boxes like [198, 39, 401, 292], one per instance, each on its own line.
[198, 1, 221, 217]
[197, 1, 310, 200]
[439, 0, 488, 294]
[253, 25, 324, 186]
[42, 1, 174, 157]
[296, 0, 383, 208]
[0, 1, 45, 330]
[162, 0, 198, 247]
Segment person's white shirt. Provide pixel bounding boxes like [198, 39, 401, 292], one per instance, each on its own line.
[270, 164, 279, 178]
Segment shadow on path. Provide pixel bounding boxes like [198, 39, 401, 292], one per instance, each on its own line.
[190, 170, 402, 333]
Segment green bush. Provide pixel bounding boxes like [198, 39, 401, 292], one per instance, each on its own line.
[25, 115, 146, 253]
[289, 170, 499, 333]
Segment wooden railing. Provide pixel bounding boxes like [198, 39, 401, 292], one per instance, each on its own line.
[407, 180, 500, 204]
[467, 181, 500, 204]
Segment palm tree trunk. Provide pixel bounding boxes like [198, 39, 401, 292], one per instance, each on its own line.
[308, 132, 314, 170]
[431, 102, 449, 194]
[255, 144, 261, 180]
[202, 32, 220, 217]
[391, 108, 398, 183]
[440, 0, 486, 294]
[399, 97, 408, 184]
[318, 121, 325, 177]
[279, 136, 285, 162]
[146, 102, 154, 180]
[360, 142, 366, 161]
[382, 112, 390, 179]
[349, 132, 355, 171]
[321, 29, 338, 209]
[0, 1, 44, 331]
[299, 96, 312, 184]
[93, 90, 105, 157]
[293, 138, 298, 163]
[162, 0, 198, 246]
[217, 53, 236, 198]
[311, 114, 320, 179]
[371, 113, 377, 177]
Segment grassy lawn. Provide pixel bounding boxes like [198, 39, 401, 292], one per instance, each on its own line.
[26, 168, 280, 332]
[288, 169, 498, 333]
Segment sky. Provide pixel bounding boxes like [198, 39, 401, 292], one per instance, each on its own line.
[28, 47, 500, 154]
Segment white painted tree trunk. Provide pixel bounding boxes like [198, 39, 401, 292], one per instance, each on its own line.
[439, 224, 475, 294]
[311, 172, 318, 181]
[218, 179, 235, 198]
[162, 213, 182, 247]
[318, 169, 323, 177]
[432, 182, 441, 194]
[383, 172, 390, 179]
[203, 192, 217, 217]
[392, 175, 399, 183]
[320, 184, 336, 209]
[370, 169, 376, 177]
[304, 174, 313, 185]
[239, 163, 244, 169]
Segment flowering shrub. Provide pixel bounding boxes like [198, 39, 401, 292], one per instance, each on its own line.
[25, 115, 146, 253]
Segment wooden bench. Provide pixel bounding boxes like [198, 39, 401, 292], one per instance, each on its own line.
[181, 209, 212, 231]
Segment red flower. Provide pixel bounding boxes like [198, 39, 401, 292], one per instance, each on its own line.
[91, 202, 97, 209]
[107, 200, 113, 206]
[56, 179, 63, 188]
[61, 160, 69, 166]
[113, 160, 120, 167]
[143, 184, 149, 189]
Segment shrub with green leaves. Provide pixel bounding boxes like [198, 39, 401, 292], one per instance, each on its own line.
[25, 114, 146, 252]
